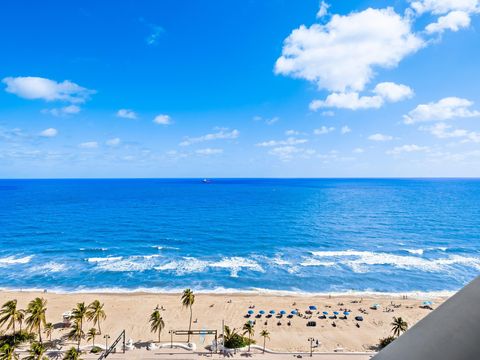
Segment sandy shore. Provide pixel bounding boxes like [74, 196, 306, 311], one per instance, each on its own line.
[0, 291, 447, 353]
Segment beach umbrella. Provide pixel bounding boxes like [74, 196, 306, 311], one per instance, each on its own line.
[333, 311, 339, 316]
[269, 310, 276, 315]
[259, 310, 265, 315]
[291, 310, 298, 315]
[343, 311, 350, 316]
[422, 301, 433, 306]
[322, 311, 328, 315]
[247, 310, 254, 315]
[280, 310, 286, 315]
[309, 305, 317, 311]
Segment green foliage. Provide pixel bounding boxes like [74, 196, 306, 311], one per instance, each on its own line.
[90, 346, 102, 354]
[0, 331, 35, 347]
[149, 310, 165, 342]
[63, 347, 82, 360]
[0, 343, 19, 360]
[378, 336, 396, 349]
[223, 325, 255, 349]
[391, 317, 408, 337]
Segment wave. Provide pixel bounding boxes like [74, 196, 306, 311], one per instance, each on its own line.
[86, 256, 123, 263]
[404, 249, 424, 255]
[30, 262, 68, 273]
[308, 250, 480, 273]
[0, 255, 33, 266]
[79, 247, 108, 252]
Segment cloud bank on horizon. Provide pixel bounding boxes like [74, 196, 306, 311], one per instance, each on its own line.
[1, 0, 480, 177]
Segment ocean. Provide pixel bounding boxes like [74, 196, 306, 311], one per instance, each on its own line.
[0, 178, 479, 295]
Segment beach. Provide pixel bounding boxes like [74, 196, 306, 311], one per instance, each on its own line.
[0, 291, 447, 354]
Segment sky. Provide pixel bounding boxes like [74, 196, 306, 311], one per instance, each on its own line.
[1, 0, 480, 178]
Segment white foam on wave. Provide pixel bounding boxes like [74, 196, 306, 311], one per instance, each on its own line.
[155, 258, 209, 275]
[209, 257, 264, 277]
[86, 256, 123, 263]
[299, 258, 336, 267]
[31, 262, 68, 273]
[79, 247, 108, 251]
[405, 249, 424, 255]
[307, 250, 480, 273]
[0, 255, 33, 266]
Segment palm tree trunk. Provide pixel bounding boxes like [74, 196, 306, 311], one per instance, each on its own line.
[187, 306, 192, 342]
[39, 325, 42, 344]
[248, 334, 251, 352]
[263, 338, 265, 354]
[98, 319, 102, 335]
[158, 330, 161, 343]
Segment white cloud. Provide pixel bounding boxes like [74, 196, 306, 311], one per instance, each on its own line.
[195, 148, 223, 155]
[285, 129, 300, 136]
[420, 122, 480, 142]
[268, 146, 315, 161]
[374, 82, 414, 102]
[313, 126, 335, 135]
[106, 138, 121, 146]
[387, 144, 429, 155]
[39, 128, 58, 138]
[409, 0, 480, 15]
[153, 114, 172, 125]
[180, 128, 239, 146]
[317, 1, 330, 18]
[253, 115, 279, 125]
[404, 97, 480, 124]
[256, 137, 308, 147]
[42, 105, 81, 117]
[368, 133, 394, 141]
[117, 109, 137, 119]
[341, 126, 351, 134]
[353, 147, 365, 153]
[275, 8, 423, 92]
[2, 76, 94, 103]
[426, 11, 471, 33]
[314, 126, 335, 135]
[79, 141, 98, 149]
[310, 82, 413, 111]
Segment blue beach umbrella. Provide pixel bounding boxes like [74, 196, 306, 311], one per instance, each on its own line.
[333, 311, 339, 315]
[422, 301, 433, 306]
[259, 310, 265, 315]
[248, 310, 254, 315]
[309, 305, 317, 311]
[269, 310, 276, 315]
[291, 310, 298, 315]
[322, 311, 328, 315]
[343, 311, 350, 316]
[280, 310, 286, 315]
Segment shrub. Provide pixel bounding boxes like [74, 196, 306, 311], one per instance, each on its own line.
[90, 346, 103, 354]
[378, 335, 396, 349]
[0, 331, 36, 347]
[224, 333, 255, 349]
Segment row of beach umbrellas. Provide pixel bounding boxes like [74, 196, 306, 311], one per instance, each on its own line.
[247, 309, 350, 316]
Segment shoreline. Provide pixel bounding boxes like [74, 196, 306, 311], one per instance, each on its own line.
[0, 287, 457, 299]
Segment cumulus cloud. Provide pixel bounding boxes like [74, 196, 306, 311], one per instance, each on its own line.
[268, 146, 316, 161]
[2, 76, 95, 103]
[387, 144, 429, 155]
[310, 82, 413, 111]
[42, 105, 81, 117]
[253, 115, 279, 125]
[39, 128, 58, 138]
[285, 129, 301, 136]
[180, 128, 239, 146]
[79, 141, 98, 149]
[317, 1, 330, 18]
[353, 147, 365, 153]
[341, 125, 351, 134]
[195, 148, 223, 155]
[368, 133, 394, 141]
[425, 11, 471, 33]
[106, 138, 121, 146]
[409, 0, 480, 15]
[313, 126, 335, 135]
[275, 8, 423, 92]
[256, 137, 308, 147]
[404, 97, 480, 124]
[153, 114, 172, 125]
[420, 123, 480, 142]
[117, 109, 137, 119]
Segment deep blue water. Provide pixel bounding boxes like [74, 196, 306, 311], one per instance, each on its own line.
[0, 178, 479, 294]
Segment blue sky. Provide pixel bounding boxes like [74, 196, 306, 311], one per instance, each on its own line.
[1, 0, 480, 178]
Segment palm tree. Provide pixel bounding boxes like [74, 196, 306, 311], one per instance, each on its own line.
[63, 347, 82, 360]
[391, 317, 408, 337]
[71, 303, 87, 350]
[149, 310, 165, 343]
[0, 344, 18, 360]
[260, 329, 270, 354]
[43, 322, 53, 342]
[86, 300, 106, 335]
[0, 300, 22, 337]
[67, 321, 84, 351]
[25, 298, 47, 344]
[181, 289, 195, 342]
[24, 342, 46, 360]
[242, 322, 254, 352]
[86, 328, 97, 347]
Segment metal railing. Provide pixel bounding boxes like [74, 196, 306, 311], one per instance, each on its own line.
[98, 330, 125, 360]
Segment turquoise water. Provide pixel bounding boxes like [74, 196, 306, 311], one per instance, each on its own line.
[0, 178, 479, 293]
